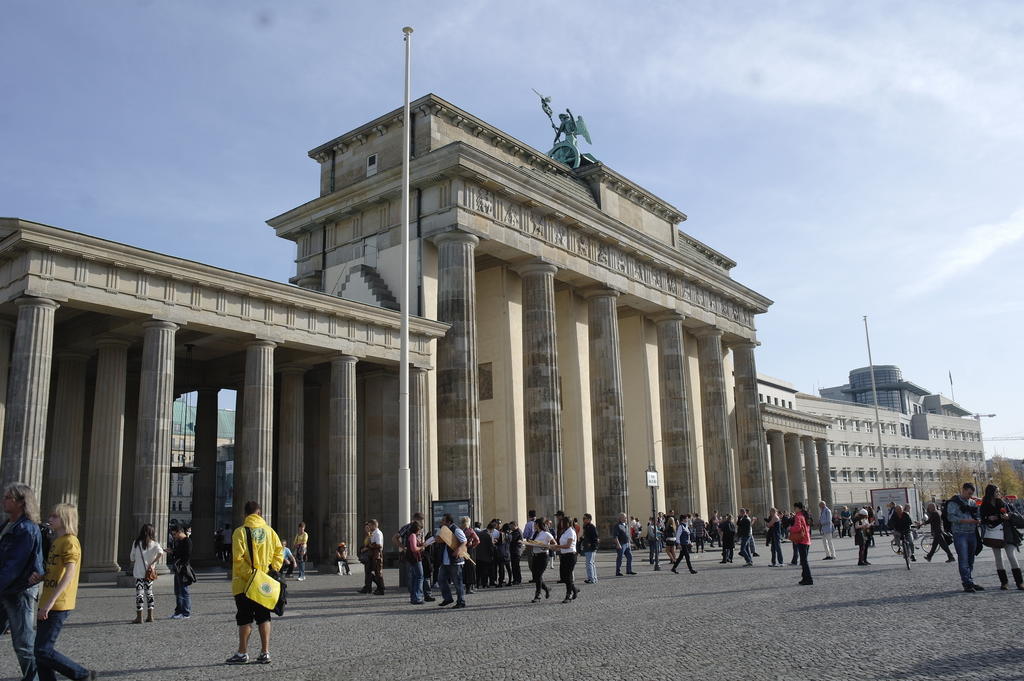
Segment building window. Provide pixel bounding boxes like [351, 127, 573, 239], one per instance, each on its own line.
[788, 401, 793, 409]
[852, 420, 860, 432]
[856, 469, 865, 483]
[758, 393, 764, 402]
[478, 363, 493, 400]
[838, 419, 846, 431]
[829, 468, 838, 483]
[840, 469, 851, 483]
[868, 469, 878, 482]
[865, 421, 873, 433]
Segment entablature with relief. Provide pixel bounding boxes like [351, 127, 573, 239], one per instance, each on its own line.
[454, 175, 766, 331]
[0, 219, 446, 366]
[761, 404, 831, 435]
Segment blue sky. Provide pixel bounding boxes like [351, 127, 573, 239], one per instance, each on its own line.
[3, 2, 1022, 456]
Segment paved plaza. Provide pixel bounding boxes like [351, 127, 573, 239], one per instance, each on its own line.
[2, 538, 1021, 681]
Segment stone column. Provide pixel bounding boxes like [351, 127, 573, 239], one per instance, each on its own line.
[82, 338, 129, 580]
[655, 315, 697, 514]
[239, 340, 275, 522]
[694, 326, 737, 516]
[410, 366, 430, 516]
[132, 320, 177, 548]
[1, 297, 59, 490]
[783, 432, 805, 507]
[190, 387, 219, 563]
[435, 231, 481, 515]
[801, 435, 821, 510]
[519, 261, 564, 517]
[730, 341, 771, 514]
[586, 289, 628, 537]
[45, 353, 88, 507]
[0, 320, 13, 467]
[768, 430, 789, 510]
[815, 438, 833, 505]
[329, 356, 358, 548]
[277, 367, 305, 536]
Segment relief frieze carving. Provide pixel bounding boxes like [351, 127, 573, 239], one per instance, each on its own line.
[459, 181, 755, 328]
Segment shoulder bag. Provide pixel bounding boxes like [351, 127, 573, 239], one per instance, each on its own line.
[981, 523, 1006, 549]
[244, 528, 287, 616]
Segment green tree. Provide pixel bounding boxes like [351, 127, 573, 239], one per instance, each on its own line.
[988, 456, 1023, 497]
[939, 461, 979, 499]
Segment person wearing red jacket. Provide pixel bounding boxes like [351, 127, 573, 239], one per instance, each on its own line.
[790, 502, 813, 586]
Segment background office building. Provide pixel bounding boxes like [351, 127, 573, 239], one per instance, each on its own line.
[758, 366, 986, 508]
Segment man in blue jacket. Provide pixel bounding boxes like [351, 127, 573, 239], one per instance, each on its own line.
[0, 482, 45, 681]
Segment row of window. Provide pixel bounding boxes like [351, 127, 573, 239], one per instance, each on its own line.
[828, 468, 961, 484]
[833, 418, 898, 434]
[827, 442, 982, 462]
[170, 500, 191, 512]
[758, 394, 794, 409]
[930, 428, 979, 442]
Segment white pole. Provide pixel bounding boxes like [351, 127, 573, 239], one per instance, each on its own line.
[398, 26, 413, 526]
[863, 315, 887, 487]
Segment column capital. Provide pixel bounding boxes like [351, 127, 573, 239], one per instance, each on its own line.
[55, 351, 90, 363]
[691, 325, 723, 339]
[246, 339, 277, 350]
[278, 365, 307, 376]
[814, 437, 829, 444]
[432, 230, 480, 248]
[515, 260, 558, 278]
[95, 335, 132, 350]
[725, 338, 758, 350]
[783, 431, 800, 442]
[15, 296, 59, 311]
[581, 287, 620, 301]
[142, 319, 178, 332]
[332, 354, 359, 367]
[799, 434, 815, 442]
[652, 312, 686, 324]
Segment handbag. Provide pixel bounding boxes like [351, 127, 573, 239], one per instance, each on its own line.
[244, 528, 287, 616]
[981, 524, 1006, 549]
[138, 545, 158, 582]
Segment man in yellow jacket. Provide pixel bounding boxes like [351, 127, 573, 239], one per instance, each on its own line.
[226, 501, 284, 665]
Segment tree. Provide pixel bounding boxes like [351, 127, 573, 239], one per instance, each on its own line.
[938, 461, 979, 499]
[988, 457, 1024, 497]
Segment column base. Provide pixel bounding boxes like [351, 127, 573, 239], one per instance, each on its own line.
[80, 567, 123, 584]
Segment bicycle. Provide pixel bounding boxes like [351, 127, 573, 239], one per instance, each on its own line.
[890, 531, 913, 570]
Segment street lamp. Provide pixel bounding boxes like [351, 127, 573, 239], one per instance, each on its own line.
[647, 466, 660, 571]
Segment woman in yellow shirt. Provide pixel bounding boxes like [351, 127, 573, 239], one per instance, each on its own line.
[33, 502, 95, 681]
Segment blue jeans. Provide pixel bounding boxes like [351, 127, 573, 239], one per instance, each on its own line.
[407, 561, 424, 603]
[954, 532, 978, 586]
[173, 571, 191, 616]
[297, 550, 306, 579]
[0, 583, 39, 681]
[616, 546, 633, 574]
[35, 609, 89, 681]
[738, 536, 754, 564]
[438, 563, 465, 605]
[584, 550, 597, 582]
[770, 535, 783, 565]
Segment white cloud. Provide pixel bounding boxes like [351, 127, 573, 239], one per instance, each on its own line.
[901, 208, 1024, 298]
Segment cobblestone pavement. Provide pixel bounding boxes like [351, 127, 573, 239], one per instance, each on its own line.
[2, 537, 1021, 681]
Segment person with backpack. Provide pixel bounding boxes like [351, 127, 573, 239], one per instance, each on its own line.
[947, 482, 983, 593]
[358, 519, 385, 596]
[580, 513, 600, 583]
[226, 500, 284, 665]
[670, 514, 698, 575]
[495, 523, 512, 587]
[855, 509, 872, 566]
[923, 502, 954, 563]
[394, 512, 432, 601]
[130, 523, 165, 623]
[980, 484, 1024, 591]
[0, 483, 45, 681]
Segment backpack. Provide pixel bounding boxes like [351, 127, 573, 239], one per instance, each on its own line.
[39, 522, 53, 562]
[940, 499, 953, 534]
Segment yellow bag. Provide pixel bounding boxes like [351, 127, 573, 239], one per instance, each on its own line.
[244, 568, 281, 610]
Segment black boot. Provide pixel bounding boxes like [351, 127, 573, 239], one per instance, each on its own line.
[998, 569, 1009, 590]
[1013, 568, 1024, 591]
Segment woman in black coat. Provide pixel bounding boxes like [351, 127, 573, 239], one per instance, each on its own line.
[718, 515, 736, 564]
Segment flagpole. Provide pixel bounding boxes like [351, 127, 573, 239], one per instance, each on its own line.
[863, 316, 887, 487]
[398, 26, 413, 526]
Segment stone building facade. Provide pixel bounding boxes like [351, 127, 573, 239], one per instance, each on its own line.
[268, 94, 774, 534]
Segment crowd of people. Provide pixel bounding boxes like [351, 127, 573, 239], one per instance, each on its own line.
[1, 479, 1022, 675]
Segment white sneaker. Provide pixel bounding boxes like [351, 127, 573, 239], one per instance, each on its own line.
[297, 577, 305, 581]
[170, 614, 184, 620]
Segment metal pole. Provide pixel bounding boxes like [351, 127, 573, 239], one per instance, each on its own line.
[398, 26, 413, 526]
[863, 316, 887, 488]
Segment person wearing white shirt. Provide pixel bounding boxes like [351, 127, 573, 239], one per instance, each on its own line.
[552, 518, 580, 603]
[818, 501, 836, 560]
[529, 517, 553, 602]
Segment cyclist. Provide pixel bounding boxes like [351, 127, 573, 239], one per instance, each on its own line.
[890, 504, 916, 562]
